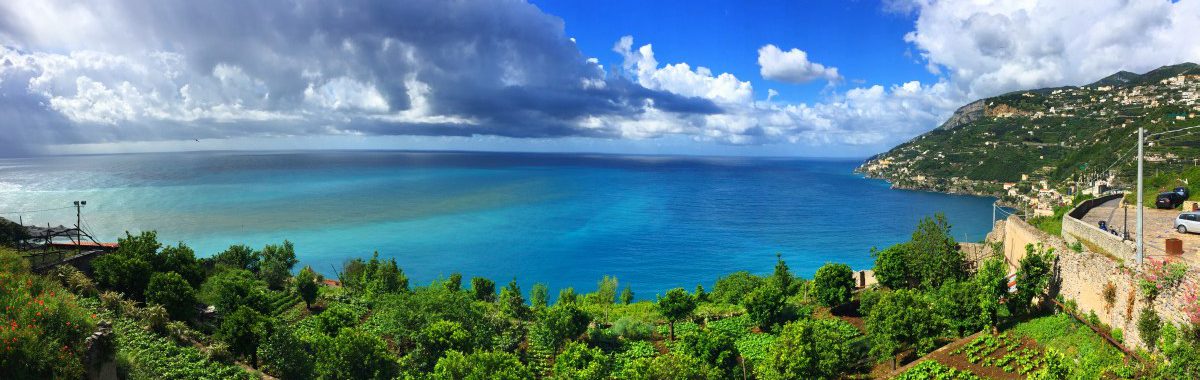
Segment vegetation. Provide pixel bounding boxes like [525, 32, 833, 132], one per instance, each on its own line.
[7, 210, 1200, 379]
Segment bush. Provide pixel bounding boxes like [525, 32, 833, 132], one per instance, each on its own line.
[0, 257, 96, 379]
[757, 318, 861, 380]
[533, 304, 590, 350]
[216, 306, 266, 366]
[433, 350, 531, 380]
[316, 327, 398, 380]
[867, 289, 943, 365]
[295, 266, 318, 308]
[553, 341, 610, 380]
[259, 241, 298, 290]
[611, 317, 654, 340]
[712, 271, 764, 305]
[813, 263, 854, 307]
[676, 329, 740, 378]
[471, 277, 496, 302]
[1137, 307, 1162, 350]
[211, 244, 260, 273]
[742, 283, 792, 331]
[145, 271, 198, 320]
[258, 322, 315, 379]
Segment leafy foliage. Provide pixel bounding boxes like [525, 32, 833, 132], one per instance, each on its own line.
[656, 288, 696, 340]
[742, 283, 793, 331]
[757, 318, 861, 380]
[0, 250, 96, 379]
[813, 263, 854, 307]
[867, 289, 943, 363]
[145, 271, 197, 320]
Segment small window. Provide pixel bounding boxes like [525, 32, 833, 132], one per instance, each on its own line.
[1186, 214, 1198, 221]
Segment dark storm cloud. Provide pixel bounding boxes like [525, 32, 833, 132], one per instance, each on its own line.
[0, 0, 720, 152]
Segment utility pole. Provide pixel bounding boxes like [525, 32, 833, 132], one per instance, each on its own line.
[72, 200, 86, 248]
[1136, 128, 1144, 266]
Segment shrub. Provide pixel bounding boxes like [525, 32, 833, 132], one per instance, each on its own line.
[211, 244, 260, 273]
[532, 304, 590, 350]
[295, 266, 318, 308]
[1137, 307, 1162, 350]
[258, 321, 315, 379]
[552, 341, 610, 380]
[621, 286, 634, 305]
[317, 328, 399, 380]
[433, 350, 531, 380]
[610, 317, 654, 340]
[216, 306, 266, 366]
[742, 283, 792, 331]
[712, 271, 764, 305]
[471, 277, 496, 302]
[145, 271, 198, 320]
[676, 329, 740, 378]
[0, 259, 96, 379]
[531, 283, 549, 309]
[867, 289, 943, 366]
[757, 318, 861, 380]
[813, 263, 854, 307]
[1102, 281, 1117, 312]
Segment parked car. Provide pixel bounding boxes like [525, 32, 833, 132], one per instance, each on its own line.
[1157, 190, 1187, 209]
[1176, 212, 1200, 233]
[1175, 186, 1190, 200]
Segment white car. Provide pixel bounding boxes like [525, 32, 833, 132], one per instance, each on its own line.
[1176, 212, 1200, 234]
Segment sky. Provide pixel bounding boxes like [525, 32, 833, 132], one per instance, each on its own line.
[1, 0, 1199, 158]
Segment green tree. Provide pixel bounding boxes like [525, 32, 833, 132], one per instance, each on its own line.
[531, 283, 549, 309]
[92, 253, 152, 298]
[872, 243, 914, 289]
[216, 306, 266, 367]
[557, 287, 578, 305]
[929, 280, 983, 337]
[552, 341, 610, 380]
[758, 318, 861, 380]
[156, 242, 203, 286]
[259, 240, 297, 290]
[446, 272, 463, 292]
[712, 271, 764, 305]
[909, 213, 964, 289]
[115, 230, 162, 263]
[533, 304, 591, 349]
[414, 320, 471, 371]
[621, 285, 634, 305]
[200, 269, 270, 314]
[866, 289, 943, 369]
[1009, 243, 1055, 315]
[973, 258, 1008, 331]
[694, 284, 708, 302]
[676, 329, 739, 378]
[258, 321, 314, 379]
[212, 244, 260, 273]
[771, 254, 795, 295]
[471, 277, 496, 302]
[316, 328, 399, 380]
[813, 263, 855, 307]
[433, 350, 532, 380]
[363, 252, 408, 295]
[742, 283, 793, 331]
[656, 288, 696, 341]
[145, 271, 197, 320]
[498, 279, 529, 319]
[295, 265, 319, 308]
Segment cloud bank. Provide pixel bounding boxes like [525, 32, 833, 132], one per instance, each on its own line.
[1, 0, 1198, 156]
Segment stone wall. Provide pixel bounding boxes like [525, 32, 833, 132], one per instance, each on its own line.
[1002, 215, 1197, 350]
[1060, 194, 1137, 264]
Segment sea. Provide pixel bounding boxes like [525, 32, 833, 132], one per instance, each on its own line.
[0, 150, 997, 299]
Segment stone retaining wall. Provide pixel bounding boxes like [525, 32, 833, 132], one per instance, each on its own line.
[1002, 215, 1197, 350]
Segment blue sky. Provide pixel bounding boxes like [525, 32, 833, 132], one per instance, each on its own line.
[535, 0, 934, 104]
[1, 0, 1198, 158]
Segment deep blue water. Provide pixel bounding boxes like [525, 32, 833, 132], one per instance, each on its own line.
[0, 151, 996, 299]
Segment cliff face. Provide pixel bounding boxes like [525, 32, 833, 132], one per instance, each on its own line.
[937, 100, 985, 130]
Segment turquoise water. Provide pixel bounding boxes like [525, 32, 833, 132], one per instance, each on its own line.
[0, 151, 996, 298]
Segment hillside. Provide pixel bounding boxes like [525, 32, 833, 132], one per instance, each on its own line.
[858, 63, 1200, 200]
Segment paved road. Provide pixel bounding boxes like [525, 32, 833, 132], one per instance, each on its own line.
[1078, 198, 1198, 266]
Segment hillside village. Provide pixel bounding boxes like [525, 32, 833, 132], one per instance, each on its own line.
[859, 63, 1200, 216]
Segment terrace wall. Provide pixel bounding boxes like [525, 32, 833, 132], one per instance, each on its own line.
[1002, 215, 1197, 350]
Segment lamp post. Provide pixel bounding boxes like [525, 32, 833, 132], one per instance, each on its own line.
[1136, 128, 1143, 266]
[73, 200, 86, 248]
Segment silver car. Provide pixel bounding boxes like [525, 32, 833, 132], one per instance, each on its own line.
[1176, 212, 1200, 234]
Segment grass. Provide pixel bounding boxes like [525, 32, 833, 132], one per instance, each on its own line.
[1007, 312, 1127, 379]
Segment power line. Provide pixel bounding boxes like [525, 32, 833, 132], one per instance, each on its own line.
[0, 206, 75, 215]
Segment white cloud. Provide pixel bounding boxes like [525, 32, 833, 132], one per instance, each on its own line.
[614, 36, 753, 104]
[904, 0, 1200, 99]
[757, 45, 841, 84]
[303, 77, 390, 112]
